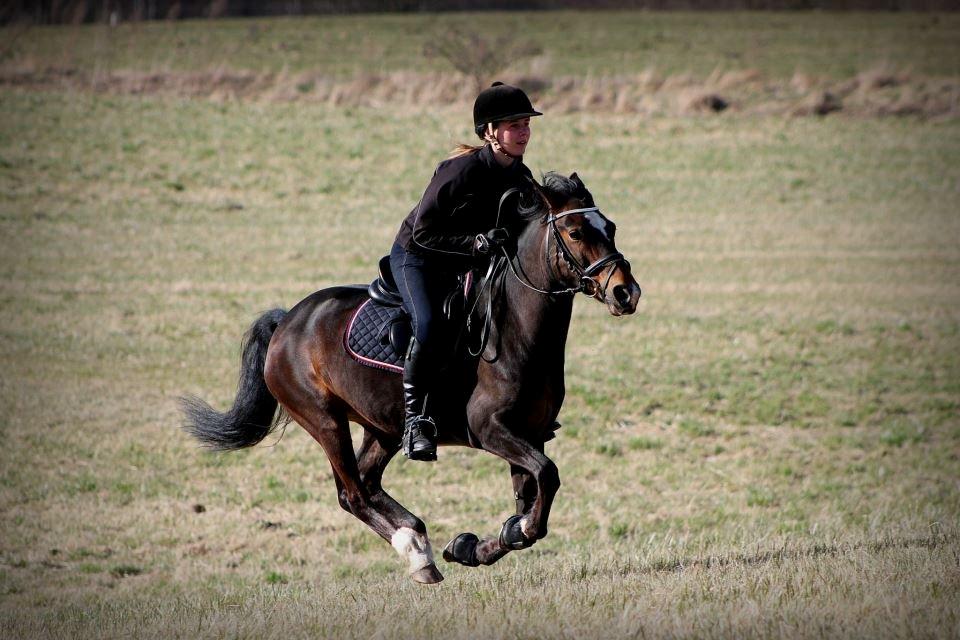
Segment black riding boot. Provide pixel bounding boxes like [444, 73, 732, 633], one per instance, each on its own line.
[402, 337, 438, 461]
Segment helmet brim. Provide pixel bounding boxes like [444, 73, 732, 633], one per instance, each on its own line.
[487, 111, 543, 123]
[474, 111, 544, 138]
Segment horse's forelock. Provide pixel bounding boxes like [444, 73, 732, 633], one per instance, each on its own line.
[542, 172, 594, 207]
[518, 172, 596, 223]
[517, 188, 547, 222]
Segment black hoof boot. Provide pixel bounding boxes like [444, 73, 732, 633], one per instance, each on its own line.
[403, 415, 437, 462]
[442, 533, 480, 567]
[499, 515, 534, 550]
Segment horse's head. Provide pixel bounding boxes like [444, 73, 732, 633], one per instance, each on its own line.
[530, 172, 641, 316]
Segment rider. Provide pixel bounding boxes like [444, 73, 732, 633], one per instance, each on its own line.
[390, 81, 543, 462]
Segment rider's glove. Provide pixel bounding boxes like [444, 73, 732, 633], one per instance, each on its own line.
[473, 228, 509, 256]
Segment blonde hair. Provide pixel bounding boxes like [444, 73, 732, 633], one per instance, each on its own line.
[448, 141, 488, 159]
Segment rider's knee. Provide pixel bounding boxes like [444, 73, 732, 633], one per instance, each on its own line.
[413, 321, 439, 351]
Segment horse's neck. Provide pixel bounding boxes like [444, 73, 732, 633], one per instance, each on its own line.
[496, 221, 574, 363]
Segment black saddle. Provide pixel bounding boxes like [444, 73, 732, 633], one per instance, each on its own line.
[367, 255, 469, 321]
[355, 255, 470, 361]
[360, 255, 411, 356]
[368, 255, 405, 308]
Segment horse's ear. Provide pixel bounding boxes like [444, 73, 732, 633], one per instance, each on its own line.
[568, 172, 594, 205]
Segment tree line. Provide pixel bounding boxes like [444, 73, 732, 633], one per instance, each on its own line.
[4, 0, 957, 25]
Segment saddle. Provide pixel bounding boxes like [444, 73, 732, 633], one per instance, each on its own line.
[365, 255, 412, 355]
[344, 256, 470, 373]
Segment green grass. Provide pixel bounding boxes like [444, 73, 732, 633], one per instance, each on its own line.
[1, 12, 959, 640]
[4, 12, 960, 79]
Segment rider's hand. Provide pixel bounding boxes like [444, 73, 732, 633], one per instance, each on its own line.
[474, 228, 509, 256]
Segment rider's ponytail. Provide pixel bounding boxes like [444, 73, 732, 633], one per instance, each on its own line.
[448, 141, 488, 159]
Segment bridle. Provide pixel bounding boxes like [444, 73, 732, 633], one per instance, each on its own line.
[466, 190, 630, 359]
[544, 206, 629, 300]
[500, 199, 630, 300]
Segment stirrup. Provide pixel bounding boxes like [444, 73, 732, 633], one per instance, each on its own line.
[403, 415, 437, 462]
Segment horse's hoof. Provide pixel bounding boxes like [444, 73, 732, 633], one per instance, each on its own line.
[410, 563, 444, 585]
[499, 515, 535, 550]
[442, 532, 480, 567]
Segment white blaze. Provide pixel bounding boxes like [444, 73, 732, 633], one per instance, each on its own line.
[391, 527, 435, 573]
[583, 210, 612, 241]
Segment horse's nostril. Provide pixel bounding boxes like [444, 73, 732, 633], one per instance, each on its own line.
[613, 284, 630, 306]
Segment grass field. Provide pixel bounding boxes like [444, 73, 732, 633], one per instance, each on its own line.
[1, 11, 959, 640]
[6, 11, 960, 78]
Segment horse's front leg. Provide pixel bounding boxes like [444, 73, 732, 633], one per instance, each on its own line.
[443, 431, 559, 567]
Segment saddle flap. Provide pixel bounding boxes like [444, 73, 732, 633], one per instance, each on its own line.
[388, 318, 412, 354]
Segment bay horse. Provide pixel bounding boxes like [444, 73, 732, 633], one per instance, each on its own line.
[181, 172, 641, 584]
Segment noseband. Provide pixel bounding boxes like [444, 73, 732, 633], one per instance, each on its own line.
[547, 207, 629, 299]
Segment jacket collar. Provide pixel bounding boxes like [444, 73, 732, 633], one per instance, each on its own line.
[479, 143, 522, 173]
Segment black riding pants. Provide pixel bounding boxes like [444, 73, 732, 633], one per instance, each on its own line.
[389, 242, 460, 359]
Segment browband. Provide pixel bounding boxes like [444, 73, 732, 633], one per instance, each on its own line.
[547, 206, 600, 221]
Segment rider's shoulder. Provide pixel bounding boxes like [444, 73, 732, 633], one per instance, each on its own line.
[434, 151, 485, 184]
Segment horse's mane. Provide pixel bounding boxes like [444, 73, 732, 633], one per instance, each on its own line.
[517, 171, 595, 222]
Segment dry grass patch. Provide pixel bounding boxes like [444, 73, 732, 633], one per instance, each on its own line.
[3, 65, 958, 119]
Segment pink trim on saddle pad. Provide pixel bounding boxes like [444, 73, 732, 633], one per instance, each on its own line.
[344, 299, 404, 374]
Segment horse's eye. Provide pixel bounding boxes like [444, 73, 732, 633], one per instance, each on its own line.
[568, 229, 583, 241]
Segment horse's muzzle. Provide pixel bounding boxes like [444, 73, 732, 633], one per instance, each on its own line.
[607, 281, 641, 316]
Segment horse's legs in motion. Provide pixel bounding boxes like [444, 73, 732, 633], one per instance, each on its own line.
[444, 434, 558, 567]
[283, 392, 443, 583]
[451, 463, 539, 566]
[354, 430, 443, 582]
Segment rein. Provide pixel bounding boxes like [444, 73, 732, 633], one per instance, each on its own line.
[465, 188, 523, 360]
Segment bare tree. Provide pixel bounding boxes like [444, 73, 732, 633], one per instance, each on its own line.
[423, 26, 542, 93]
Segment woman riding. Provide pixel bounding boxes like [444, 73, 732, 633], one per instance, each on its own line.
[390, 81, 543, 462]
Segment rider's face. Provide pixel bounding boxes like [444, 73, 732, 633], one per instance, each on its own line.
[493, 118, 531, 156]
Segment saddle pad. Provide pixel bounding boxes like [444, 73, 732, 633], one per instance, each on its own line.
[344, 300, 405, 374]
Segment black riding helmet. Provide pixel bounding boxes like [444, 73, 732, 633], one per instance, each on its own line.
[473, 81, 543, 139]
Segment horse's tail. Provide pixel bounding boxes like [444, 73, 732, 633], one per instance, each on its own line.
[179, 308, 288, 451]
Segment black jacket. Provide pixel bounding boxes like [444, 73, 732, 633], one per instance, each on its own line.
[394, 145, 533, 266]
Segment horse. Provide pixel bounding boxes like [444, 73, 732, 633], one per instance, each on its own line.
[180, 171, 642, 584]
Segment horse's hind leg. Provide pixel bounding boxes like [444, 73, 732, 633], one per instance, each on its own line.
[354, 430, 443, 583]
[284, 398, 443, 584]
